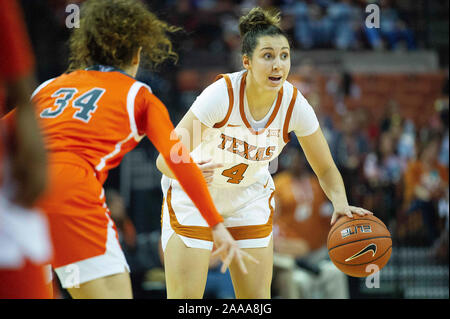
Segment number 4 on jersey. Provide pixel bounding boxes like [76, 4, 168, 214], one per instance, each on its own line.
[221, 163, 249, 184]
[40, 88, 105, 122]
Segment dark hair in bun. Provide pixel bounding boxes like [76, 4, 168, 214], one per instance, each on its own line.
[238, 7, 288, 57]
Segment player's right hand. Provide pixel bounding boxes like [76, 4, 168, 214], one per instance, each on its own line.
[211, 222, 259, 274]
[196, 158, 223, 185]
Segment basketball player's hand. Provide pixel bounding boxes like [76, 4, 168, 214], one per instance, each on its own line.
[211, 223, 259, 274]
[330, 205, 373, 226]
[196, 159, 224, 185]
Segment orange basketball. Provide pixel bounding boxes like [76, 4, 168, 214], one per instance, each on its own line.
[327, 214, 392, 277]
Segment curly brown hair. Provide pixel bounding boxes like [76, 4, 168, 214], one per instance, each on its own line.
[67, 0, 180, 72]
[238, 7, 288, 57]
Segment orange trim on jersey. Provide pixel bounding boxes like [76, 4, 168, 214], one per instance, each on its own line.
[226, 191, 274, 240]
[239, 72, 283, 135]
[166, 185, 213, 241]
[213, 74, 234, 128]
[282, 88, 298, 143]
[165, 185, 274, 241]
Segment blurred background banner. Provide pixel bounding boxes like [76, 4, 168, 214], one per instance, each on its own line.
[17, 0, 448, 299]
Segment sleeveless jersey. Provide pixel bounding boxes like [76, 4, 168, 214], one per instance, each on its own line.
[187, 70, 317, 188]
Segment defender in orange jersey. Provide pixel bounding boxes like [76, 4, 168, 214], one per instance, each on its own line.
[0, 0, 51, 299]
[3, 0, 256, 299]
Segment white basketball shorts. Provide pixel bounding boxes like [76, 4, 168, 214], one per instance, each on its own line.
[161, 176, 275, 251]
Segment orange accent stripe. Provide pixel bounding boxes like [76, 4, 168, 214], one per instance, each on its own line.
[282, 88, 298, 143]
[166, 185, 213, 241]
[213, 74, 234, 128]
[239, 72, 283, 136]
[161, 197, 165, 228]
[166, 185, 274, 241]
[227, 191, 274, 240]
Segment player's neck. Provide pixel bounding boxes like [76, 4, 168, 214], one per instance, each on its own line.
[245, 74, 278, 112]
[122, 64, 138, 78]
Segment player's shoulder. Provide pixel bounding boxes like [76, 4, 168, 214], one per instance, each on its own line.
[130, 79, 153, 96]
[31, 76, 60, 99]
[198, 72, 232, 98]
[211, 70, 245, 90]
[283, 80, 306, 100]
[226, 70, 246, 83]
[283, 80, 312, 113]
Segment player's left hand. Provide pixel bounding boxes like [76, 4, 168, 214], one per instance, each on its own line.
[196, 158, 223, 185]
[330, 205, 373, 226]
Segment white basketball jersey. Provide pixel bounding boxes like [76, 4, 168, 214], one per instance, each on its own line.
[189, 70, 299, 188]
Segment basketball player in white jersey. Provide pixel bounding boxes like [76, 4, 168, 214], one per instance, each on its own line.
[156, 7, 373, 298]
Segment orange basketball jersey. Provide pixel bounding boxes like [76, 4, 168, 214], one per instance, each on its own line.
[7, 66, 224, 227]
[31, 67, 151, 184]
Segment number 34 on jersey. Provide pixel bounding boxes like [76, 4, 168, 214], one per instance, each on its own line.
[40, 87, 105, 123]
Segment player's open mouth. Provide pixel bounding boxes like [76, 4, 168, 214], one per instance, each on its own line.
[268, 76, 282, 84]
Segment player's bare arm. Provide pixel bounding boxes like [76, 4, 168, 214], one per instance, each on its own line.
[297, 127, 373, 225]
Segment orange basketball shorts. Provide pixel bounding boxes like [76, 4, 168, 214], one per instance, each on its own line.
[36, 153, 129, 287]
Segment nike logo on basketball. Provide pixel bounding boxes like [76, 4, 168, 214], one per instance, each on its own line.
[345, 243, 377, 262]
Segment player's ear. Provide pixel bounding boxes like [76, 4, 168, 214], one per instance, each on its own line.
[242, 55, 251, 70]
[132, 47, 142, 66]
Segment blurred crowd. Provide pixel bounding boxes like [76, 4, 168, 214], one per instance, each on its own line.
[280, 64, 449, 257]
[154, 0, 420, 52]
[22, 0, 447, 122]
[23, 0, 448, 84]
[269, 64, 448, 298]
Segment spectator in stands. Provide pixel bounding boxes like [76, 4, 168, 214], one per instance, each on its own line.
[272, 147, 349, 299]
[334, 111, 370, 197]
[328, 0, 358, 50]
[432, 101, 448, 262]
[288, 1, 333, 49]
[364, 0, 416, 50]
[380, 99, 402, 135]
[363, 132, 406, 222]
[397, 119, 417, 161]
[433, 187, 449, 263]
[437, 100, 448, 167]
[403, 137, 449, 245]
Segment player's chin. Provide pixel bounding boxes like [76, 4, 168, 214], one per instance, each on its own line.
[266, 80, 284, 91]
